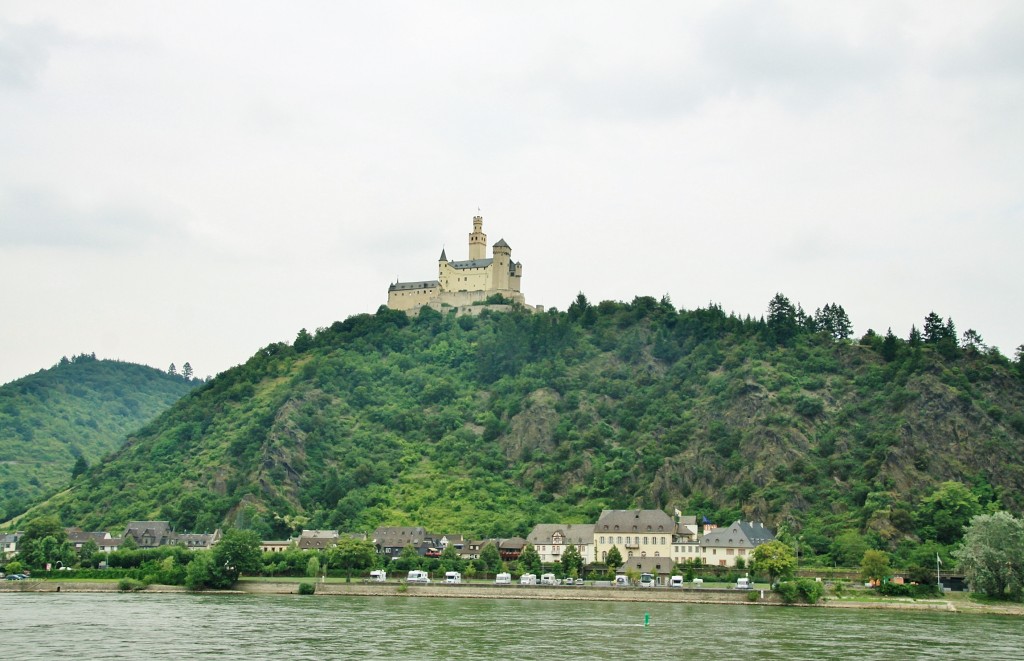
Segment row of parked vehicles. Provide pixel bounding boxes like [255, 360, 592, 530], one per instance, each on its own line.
[367, 569, 753, 590]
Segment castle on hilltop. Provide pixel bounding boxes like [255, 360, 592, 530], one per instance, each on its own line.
[387, 215, 538, 314]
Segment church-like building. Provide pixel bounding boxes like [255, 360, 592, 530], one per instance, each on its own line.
[387, 215, 536, 314]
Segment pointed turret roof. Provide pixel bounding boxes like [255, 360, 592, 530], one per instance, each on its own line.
[439, 248, 448, 261]
[493, 238, 510, 248]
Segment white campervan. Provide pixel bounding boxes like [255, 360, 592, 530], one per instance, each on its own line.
[495, 572, 512, 585]
[736, 577, 752, 590]
[407, 570, 430, 583]
[540, 573, 558, 585]
[669, 575, 684, 588]
[445, 571, 462, 584]
[369, 570, 387, 582]
[520, 573, 537, 585]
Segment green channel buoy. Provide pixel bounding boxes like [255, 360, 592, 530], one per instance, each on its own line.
[644, 612, 650, 627]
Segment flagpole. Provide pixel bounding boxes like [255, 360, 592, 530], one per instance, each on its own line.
[936, 553, 941, 590]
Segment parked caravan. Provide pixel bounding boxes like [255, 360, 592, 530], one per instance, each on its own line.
[407, 570, 430, 583]
[540, 573, 558, 585]
[520, 573, 537, 585]
[445, 571, 462, 584]
[495, 573, 512, 585]
[369, 570, 387, 582]
[736, 577, 752, 590]
[614, 574, 630, 587]
[669, 575, 684, 588]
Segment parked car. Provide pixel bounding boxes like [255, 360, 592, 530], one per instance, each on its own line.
[574, 578, 584, 586]
[5, 574, 26, 581]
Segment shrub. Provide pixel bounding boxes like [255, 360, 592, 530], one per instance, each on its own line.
[117, 578, 147, 592]
[747, 590, 760, 602]
[775, 578, 824, 604]
[298, 582, 316, 595]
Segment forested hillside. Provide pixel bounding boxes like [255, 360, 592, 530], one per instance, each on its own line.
[11, 297, 1024, 567]
[0, 355, 198, 520]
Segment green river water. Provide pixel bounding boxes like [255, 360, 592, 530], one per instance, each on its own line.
[2, 593, 1021, 660]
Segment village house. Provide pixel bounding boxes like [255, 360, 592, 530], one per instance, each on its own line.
[526, 523, 596, 564]
[699, 520, 775, 567]
[593, 509, 675, 563]
[65, 528, 122, 553]
[1, 532, 22, 559]
[123, 521, 220, 550]
[372, 526, 435, 559]
[296, 529, 340, 551]
[618, 556, 675, 585]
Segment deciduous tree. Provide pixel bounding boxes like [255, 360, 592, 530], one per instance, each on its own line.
[752, 540, 796, 585]
[953, 511, 1024, 600]
[326, 537, 377, 582]
[860, 549, 891, 584]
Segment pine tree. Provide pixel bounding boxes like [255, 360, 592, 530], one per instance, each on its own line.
[182, 362, 194, 381]
[168, 363, 177, 376]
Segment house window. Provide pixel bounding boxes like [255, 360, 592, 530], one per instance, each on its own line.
[600, 536, 605, 544]
[654, 552, 659, 557]
[661, 537, 666, 545]
[617, 536, 622, 544]
[625, 536, 631, 545]
[643, 537, 648, 545]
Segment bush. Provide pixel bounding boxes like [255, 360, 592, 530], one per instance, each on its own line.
[775, 578, 824, 604]
[877, 582, 941, 599]
[117, 578, 147, 592]
[298, 582, 316, 595]
[747, 590, 760, 602]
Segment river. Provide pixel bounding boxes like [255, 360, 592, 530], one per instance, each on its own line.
[2, 592, 1022, 659]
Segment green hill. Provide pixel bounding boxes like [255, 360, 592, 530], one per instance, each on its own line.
[0, 354, 198, 520]
[12, 297, 1024, 566]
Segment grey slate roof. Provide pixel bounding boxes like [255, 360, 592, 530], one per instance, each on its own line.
[700, 520, 775, 549]
[594, 509, 674, 534]
[493, 238, 510, 248]
[617, 556, 674, 575]
[448, 258, 493, 270]
[389, 280, 439, 291]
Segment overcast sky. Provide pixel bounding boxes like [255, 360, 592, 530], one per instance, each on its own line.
[1, 1, 1022, 385]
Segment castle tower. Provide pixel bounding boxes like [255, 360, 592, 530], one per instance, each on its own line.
[492, 238, 511, 290]
[468, 215, 487, 260]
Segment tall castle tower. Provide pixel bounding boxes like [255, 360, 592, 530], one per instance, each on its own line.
[468, 215, 487, 260]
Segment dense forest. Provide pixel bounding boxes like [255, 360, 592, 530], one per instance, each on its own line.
[0, 354, 199, 521]
[7, 295, 1024, 570]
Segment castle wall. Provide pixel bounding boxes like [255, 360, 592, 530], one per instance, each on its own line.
[387, 285, 439, 312]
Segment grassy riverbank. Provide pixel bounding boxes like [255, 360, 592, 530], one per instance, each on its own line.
[4, 578, 1021, 616]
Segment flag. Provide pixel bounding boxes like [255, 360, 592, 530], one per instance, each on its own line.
[702, 515, 710, 524]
